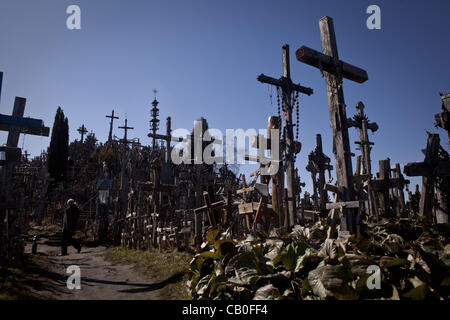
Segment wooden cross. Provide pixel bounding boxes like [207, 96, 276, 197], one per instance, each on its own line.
[306, 133, 333, 214]
[118, 117, 134, 144]
[435, 93, 450, 145]
[77, 124, 88, 143]
[147, 117, 183, 163]
[0, 99, 50, 148]
[348, 101, 378, 176]
[258, 44, 313, 228]
[193, 191, 224, 227]
[106, 110, 119, 142]
[296, 16, 368, 233]
[404, 133, 450, 222]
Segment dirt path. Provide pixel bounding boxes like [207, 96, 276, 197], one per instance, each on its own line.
[24, 234, 162, 300]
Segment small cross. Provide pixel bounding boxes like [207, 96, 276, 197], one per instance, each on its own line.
[77, 124, 88, 142]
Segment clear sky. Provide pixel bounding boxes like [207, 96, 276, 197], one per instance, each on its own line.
[1, 0, 449, 193]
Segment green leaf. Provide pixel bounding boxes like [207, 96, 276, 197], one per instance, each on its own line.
[295, 251, 322, 274]
[307, 264, 356, 299]
[195, 274, 212, 296]
[341, 254, 374, 277]
[402, 284, 440, 300]
[355, 274, 393, 299]
[253, 284, 281, 300]
[214, 239, 237, 260]
[229, 268, 259, 286]
[206, 227, 220, 244]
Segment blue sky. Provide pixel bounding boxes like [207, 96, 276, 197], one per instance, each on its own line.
[1, 0, 449, 192]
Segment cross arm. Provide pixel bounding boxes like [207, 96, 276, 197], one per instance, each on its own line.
[296, 46, 368, 84]
[404, 161, 450, 177]
[0, 114, 50, 136]
[257, 74, 313, 96]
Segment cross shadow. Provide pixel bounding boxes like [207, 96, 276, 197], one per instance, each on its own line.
[117, 272, 185, 293]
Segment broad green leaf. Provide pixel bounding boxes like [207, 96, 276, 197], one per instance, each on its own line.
[253, 284, 281, 300]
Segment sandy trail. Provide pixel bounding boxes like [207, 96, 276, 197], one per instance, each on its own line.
[24, 233, 161, 300]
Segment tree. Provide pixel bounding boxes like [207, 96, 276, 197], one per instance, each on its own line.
[47, 107, 69, 182]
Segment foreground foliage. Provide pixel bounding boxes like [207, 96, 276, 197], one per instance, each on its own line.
[187, 215, 450, 300]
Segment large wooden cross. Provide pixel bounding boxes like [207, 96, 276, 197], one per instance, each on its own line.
[257, 44, 313, 228]
[0, 98, 50, 148]
[106, 110, 119, 142]
[404, 133, 450, 222]
[296, 16, 368, 233]
[77, 124, 88, 143]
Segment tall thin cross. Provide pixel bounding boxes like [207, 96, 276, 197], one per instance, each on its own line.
[296, 16, 369, 233]
[118, 117, 134, 144]
[106, 110, 119, 142]
[306, 134, 333, 214]
[257, 44, 313, 227]
[77, 124, 88, 143]
[348, 102, 378, 176]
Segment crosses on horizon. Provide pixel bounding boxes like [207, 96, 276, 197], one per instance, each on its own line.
[77, 124, 88, 143]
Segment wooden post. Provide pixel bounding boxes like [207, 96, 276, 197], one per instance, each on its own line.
[268, 116, 285, 229]
[258, 45, 313, 228]
[296, 16, 369, 233]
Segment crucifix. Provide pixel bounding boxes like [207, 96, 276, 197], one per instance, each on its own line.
[257, 44, 313, 228]
[404, 133, 450, 223]
[106, 110, 119, 142]
[348, 102, 378, 176]
[77, 124, 88, 143]
[306, 134, 333, 215]
[296, 16, 369, 233]
[118, 117, 134, 145]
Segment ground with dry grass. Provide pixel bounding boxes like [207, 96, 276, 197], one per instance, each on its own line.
[104, 247, 193, 300]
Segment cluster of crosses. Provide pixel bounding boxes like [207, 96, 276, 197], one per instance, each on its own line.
[1, 16, 449, 260]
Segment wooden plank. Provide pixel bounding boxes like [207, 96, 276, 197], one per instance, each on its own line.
[254, 183, 269, 197]
[238, 203, 254, 215]
[295, 46, 368, 84]
[326, 201, 360, 210]
[324, 183, 338, 194]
